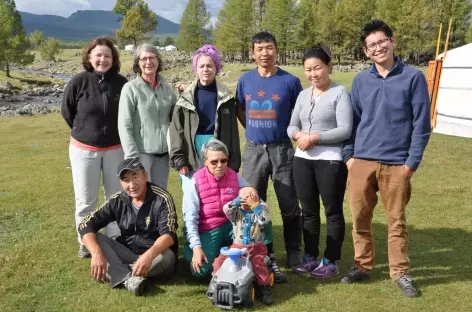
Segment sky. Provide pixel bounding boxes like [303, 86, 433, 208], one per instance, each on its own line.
[15, 0, 223, 24]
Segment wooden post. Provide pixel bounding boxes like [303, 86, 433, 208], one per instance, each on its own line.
[428, 24, 443, 96]
[443, 18, 453, 60]
[430, 60, 443, 129]
[435, 23, 443, 59]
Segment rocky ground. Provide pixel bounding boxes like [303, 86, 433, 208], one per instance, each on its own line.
[0, 81, 63, 117]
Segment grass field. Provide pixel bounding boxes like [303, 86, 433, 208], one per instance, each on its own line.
[1, 68, 471, 312]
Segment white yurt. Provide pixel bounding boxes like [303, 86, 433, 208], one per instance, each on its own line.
[165, 45, 177, 51]
[434, 43, 472, 138]
[125, 45, 134, 51]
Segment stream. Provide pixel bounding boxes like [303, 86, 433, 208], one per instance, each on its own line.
[0, 67, 73, 109]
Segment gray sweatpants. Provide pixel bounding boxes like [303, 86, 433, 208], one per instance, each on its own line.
[96, 233, 176, 287]
[139, 153, 170, 189]
[241, 140, 302, 253]
[69, 144, 123, 243]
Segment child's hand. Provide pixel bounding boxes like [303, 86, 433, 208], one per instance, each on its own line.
[243, 190, 259, 207]
[238, 187, 260, 210]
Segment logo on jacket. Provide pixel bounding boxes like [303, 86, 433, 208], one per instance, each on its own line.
[145, 216, 151, 228]
[227, 188, 235, 194]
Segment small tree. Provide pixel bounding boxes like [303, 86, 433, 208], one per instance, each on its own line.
[261, 0, 298, 64]
[152, 37, 161, 47]
[113, 0, 140, 19]
[39, 37, 61, 62]
[164, 36, 174, 46]
[213, 0, 254, 62]
[176, 0, 211, 51]
[29, 29, 43, 49]
[115, 1, 157, 46]
[0, 0, 35, 77]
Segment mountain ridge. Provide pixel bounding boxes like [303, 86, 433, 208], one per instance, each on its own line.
[19, 10, 180, 41]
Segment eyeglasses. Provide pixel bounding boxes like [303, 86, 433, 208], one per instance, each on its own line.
[139, 56, 157, 63]
[365, 38, 390, 53]
[209, 158, 228, 166]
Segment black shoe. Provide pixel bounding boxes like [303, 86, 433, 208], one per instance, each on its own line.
[268, 253, 287, 284]
[340, 267, 370, 284]
[286, 250, 302, 268]
[396, 275, 420, 297]
[257, 285, 273, 305]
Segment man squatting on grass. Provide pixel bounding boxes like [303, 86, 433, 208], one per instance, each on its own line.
[341, 20, 431, 297]
[78, 158, 178, 296]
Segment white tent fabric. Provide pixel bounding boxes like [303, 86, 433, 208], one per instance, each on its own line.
[434, 43, 472, 138]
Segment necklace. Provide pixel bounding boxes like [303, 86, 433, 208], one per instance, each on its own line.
[312, 80, 332, 98]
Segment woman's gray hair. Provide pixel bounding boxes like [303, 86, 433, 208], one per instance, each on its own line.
[132, 43, 163, 74]
[201, 139, 229, 161]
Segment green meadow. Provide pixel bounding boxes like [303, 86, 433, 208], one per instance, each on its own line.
[0, 65, 471, 312]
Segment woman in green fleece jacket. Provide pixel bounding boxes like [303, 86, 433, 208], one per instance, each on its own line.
[118, 43, 177, 189]
[168, 44, 241, 178]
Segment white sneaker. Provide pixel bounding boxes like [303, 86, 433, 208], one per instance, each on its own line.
[124, 276, 147, 296]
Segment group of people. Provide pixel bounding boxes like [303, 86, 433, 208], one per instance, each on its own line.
[62, 19, 431, 303]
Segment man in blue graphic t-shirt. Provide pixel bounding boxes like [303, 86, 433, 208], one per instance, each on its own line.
[236, 32, 303, 283]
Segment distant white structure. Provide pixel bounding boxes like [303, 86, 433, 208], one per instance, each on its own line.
[125, 45, 134, 51]
[434, 43, 472, 138]
[165, 45, 177, 51]
[114, 44, 120, 50]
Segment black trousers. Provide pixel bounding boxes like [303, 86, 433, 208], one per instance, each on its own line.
[293, 157, 347, 261]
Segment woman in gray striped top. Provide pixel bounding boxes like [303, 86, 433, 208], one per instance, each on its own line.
[287, 46, 353, 279]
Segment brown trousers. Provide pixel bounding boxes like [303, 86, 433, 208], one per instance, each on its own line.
[348, 159, 412, 281]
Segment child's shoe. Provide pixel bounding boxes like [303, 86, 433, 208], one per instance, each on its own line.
[257, 285, 273, 305]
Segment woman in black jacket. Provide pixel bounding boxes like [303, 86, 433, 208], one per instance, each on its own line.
[61, 37, 128, 258]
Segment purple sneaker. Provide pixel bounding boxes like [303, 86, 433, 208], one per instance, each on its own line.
[292, 254, 318, 275]
[310, 258, 339, 279]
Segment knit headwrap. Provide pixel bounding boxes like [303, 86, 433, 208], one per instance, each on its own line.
[192, 44, 222, 74]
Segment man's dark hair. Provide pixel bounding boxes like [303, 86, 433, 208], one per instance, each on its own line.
[360, 20, 394, 44]
[251, 31, 278, 50]
[303, 45, 331, 65]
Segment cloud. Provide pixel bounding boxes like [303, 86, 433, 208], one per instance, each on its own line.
[15, 0, 224, 23]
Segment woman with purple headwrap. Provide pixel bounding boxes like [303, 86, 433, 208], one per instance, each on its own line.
[169, 44, 241, 176]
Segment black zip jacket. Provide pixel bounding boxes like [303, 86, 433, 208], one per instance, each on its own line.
[61, 71, 128, 147]
[78, 182, 178, 255]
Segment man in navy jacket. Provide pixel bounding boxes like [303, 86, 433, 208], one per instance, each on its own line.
[341, 20, 431, 297]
